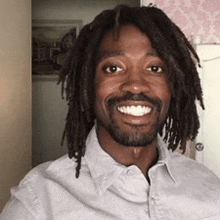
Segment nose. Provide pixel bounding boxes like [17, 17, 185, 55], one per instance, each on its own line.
[120, 70, 150, 94]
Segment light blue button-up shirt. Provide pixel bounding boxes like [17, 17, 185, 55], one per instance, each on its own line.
[1, 127, 220, 219]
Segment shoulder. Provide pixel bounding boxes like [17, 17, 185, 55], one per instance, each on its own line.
[14, 153, 96, 196]
[164, 151, 220, 217]
[2, 155, 94, 218]
[170, 151, 220, 180]
[169, 151, 220, 195]
[155, 151, 220, 220]
[18, 154, 89, 189]
[9, 155, 76, 204]
[171, 151, 219, 176]
[20, 154, 74, 183]
[13, 154, 95, 197]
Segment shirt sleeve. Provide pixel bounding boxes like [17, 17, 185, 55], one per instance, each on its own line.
[0, 175, 41, 220]
[1, 197, 36, 220]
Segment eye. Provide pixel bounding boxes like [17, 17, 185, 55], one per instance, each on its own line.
[146, 66, 163, 73]
[103, 65, 123, 74]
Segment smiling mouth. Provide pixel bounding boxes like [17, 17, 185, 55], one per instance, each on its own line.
[117, 105, 152, 116]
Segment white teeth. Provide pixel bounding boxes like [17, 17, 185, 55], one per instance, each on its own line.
[117, 105, 151, 116]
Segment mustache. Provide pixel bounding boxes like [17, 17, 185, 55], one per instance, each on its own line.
[107, 92, 162, 112]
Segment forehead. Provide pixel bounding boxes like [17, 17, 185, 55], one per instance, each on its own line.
[97, 24, 158, 59]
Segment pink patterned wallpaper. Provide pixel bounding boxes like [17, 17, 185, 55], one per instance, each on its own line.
[154, 0, 220, 44]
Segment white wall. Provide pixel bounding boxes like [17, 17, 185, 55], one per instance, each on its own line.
[195, 44, 220, 178]
[32, 0, 140, 167]
[0, 0, 32, 212]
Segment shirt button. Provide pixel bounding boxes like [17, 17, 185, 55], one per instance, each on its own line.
[127, 168, 135, 175]
[151, 198, 156, 206]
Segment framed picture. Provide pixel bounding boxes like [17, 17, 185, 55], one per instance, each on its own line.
[32, 20, 83, 76]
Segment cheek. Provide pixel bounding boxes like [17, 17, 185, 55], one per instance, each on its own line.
[152, 78, 171, 114]
[94, 78, 112, 116]
[95, 74, 120, 103]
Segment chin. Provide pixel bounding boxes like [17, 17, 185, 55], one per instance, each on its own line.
[106, 122, 159, 147]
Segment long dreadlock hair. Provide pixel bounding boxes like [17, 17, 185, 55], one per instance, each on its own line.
[58, 4, 204, 178]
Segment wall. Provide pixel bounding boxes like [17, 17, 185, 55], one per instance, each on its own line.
[32, 0, 140, 24]
[32, 0, 140, 167]
[32, 78, 68, 167]
[0, 0, 32, 212]
[151, 0, 220, 44]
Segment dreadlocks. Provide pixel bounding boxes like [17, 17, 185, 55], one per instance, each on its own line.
[58, 5, 204, 178]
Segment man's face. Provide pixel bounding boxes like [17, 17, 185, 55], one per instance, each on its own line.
[95, 24, 171, 147]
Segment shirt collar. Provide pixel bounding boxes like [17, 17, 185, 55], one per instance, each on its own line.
[84, 127, 126, 195]
[156, 135, 178, 184]
[84, 126, 177, 195]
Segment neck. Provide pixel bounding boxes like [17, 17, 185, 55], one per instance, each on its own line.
[97, 129, 158, 177]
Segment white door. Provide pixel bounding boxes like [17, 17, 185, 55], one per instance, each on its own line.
[196, 44, 220, 178]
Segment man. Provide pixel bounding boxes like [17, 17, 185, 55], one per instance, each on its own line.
[1, 5, 220, 220]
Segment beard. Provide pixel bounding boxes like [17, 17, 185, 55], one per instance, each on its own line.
[97, 92, 162, 147]
[104, 116, 160, 147]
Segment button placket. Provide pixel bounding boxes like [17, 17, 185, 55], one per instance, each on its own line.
[149, 170, 157, 220]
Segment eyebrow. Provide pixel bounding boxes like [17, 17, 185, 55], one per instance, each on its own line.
[146, 50, 159, 57]
[97, 50, 124, 62]
[97, 48, 159, 62]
